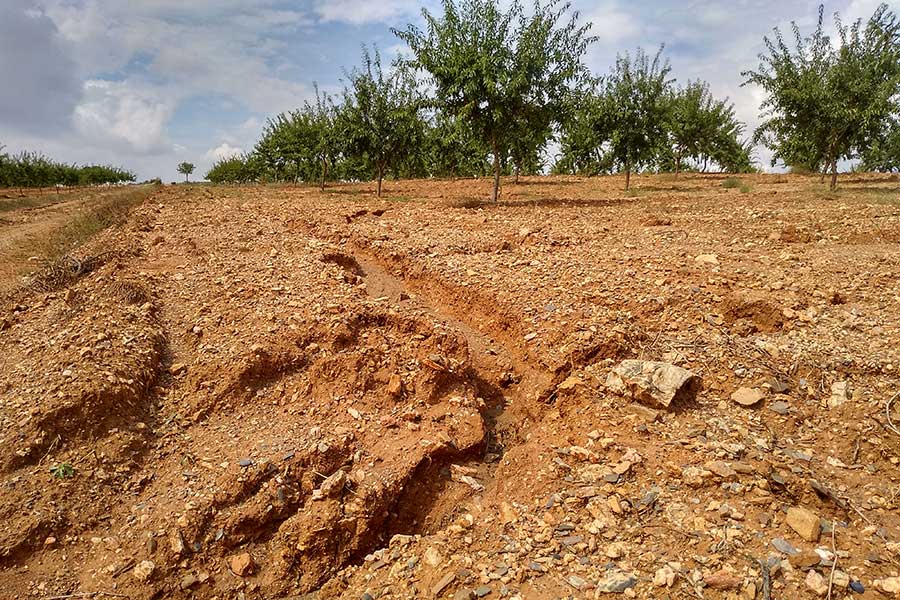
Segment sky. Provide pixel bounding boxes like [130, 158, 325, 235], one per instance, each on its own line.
[0, 0, 897, 181]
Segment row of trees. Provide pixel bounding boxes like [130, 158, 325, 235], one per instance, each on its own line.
[0, 146, 135, 191]
[554, 50, 753, 186]
[207, 0, 900, 196]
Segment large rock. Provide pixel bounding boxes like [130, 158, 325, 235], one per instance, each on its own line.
[606, 360, 699, 408]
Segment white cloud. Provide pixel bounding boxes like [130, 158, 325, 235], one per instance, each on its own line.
[314, 0, 421, 25]
[205, 142, 243, 161]
[579, 1, 640, 46]
[73, 79, 174, 154]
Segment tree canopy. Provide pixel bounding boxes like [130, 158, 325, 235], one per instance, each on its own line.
[394, 0, 594, 201]
[339, 47, 424, 197]
[743, 3, 900, 188]
[177, 162, 195, 182]
[0, 146, 134, 190]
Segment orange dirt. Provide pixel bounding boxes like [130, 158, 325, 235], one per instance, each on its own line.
[1, 174, 899, 600]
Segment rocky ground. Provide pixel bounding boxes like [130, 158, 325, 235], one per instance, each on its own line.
[0, 173, 899, 600]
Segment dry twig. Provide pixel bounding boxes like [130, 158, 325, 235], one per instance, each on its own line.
[826, 526, 837, 600]
[885, 390, 900, 437]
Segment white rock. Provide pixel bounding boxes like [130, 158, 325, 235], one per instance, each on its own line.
[606, 360, 698, 408]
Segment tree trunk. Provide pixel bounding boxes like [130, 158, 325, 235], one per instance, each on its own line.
[819, 167, 827, 184]
[491, 138, 500, 203]
[320, 158, 327, 191]
[625, 166, 631, 191]
[376, 164, 384, 198]
[675, 150, 681, 177]
[830, 160, 838, 191]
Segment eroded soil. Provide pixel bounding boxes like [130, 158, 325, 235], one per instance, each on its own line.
[1, 174, 899, 600]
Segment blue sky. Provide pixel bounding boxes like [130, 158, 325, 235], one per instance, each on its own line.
[1, 0, 897, 181]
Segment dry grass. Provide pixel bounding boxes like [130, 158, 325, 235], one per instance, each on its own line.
[0, 185, 157, 293]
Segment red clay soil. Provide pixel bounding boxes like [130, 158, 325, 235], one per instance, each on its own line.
[1, 173, 899, 600]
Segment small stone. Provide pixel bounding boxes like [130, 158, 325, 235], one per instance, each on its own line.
[704, 570, 742, 590]
[832, 570, 850, 589]
[169, 363, 187, 375]
[314, 469, 347, 499]
[528, 561, 546, 573]
[229, 552, 255, 577]
[876, 577, 900, 594]
[770, 400, 790, 415]
[805, 570, 828, 596]
[626, 403, 661, 422]
[453, 590, 474, 600]
[695, 254, 720, 265]
[180, 574, 198, 590]
[169, 529, 187, 556]
[829, 381, 851, 407]
[654, 565, 676, 587]
[789, 551, 821, 569]
[387, 374, 403, 397]
[706, 461, 737, 480]
[43, 537, 56, 546]
[238, 458, 253, 467]
[771, 537, 800, 555]
[558, 375, 582, 391]
[133, 560, 155, 582]
[731, 387, 765, 407]
[786, 506, 820, 542]
[849, 580, 864, 593]
[605, 543, 625, 559]
[567, 575, 590, 590]
[499, 502, 517, 524]
[595, 570, 637, 594]
[432, 572, 456, 596]
[474, 586, 492, 597]
[424, 546, 443, 567]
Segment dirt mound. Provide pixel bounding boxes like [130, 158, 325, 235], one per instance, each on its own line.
[720, 292, 786, 333]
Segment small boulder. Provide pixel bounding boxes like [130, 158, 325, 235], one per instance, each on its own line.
[829, 381, 851, 407]
[805, 570, 828, 596]
[875, 577, 900, 594]
[704, 570, 742, 590]
[786, 506, 820, 542]
[606, 360, 699, 409]
[313, 469, 347, 500]
[229, 552, 255, 577]
[133, 560, 156, 582]
[731, 387, 765, 407]
[595, 570, 637, 593]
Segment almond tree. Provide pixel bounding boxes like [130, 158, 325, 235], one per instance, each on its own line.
[667, 81, 752, 174]
[860, 116, 900, 172]
[340, 47, 423, 197]
[254, 85, 341, 188]
[602, 47, 673, 190]
[743, 4, 900, 189]
[177, 162, 195, 183]
[395, 0, 594, 202]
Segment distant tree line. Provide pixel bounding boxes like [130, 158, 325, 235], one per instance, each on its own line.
[0, 146, 135, 191]
[206, 0, 900, 196]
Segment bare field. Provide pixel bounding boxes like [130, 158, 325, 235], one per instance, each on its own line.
[1, 174, 899, 599]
